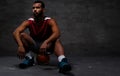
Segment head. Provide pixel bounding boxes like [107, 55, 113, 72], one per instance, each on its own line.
[32, 0, 45, 17]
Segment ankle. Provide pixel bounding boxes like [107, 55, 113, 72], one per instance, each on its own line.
[58, 55, 65, 62]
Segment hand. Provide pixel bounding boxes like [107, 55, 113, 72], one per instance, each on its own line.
[39, 41, 48, 54]
[17, 46, 26, 59]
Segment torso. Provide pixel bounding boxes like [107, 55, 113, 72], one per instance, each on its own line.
[28, 17, 52, 41]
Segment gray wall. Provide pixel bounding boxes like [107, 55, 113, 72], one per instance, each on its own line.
[0, 0, 120, 56]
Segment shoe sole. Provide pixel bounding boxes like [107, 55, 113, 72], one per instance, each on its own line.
[19, 63, 34, 69]
[59, 64, 72, 73]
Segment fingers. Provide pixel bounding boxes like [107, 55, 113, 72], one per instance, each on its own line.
[17, 46, 26, 59]
[17, 51, 25, 59]
[39, 48, 47, 54]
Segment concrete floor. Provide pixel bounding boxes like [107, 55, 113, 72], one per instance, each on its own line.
[0, 56, 120, 76]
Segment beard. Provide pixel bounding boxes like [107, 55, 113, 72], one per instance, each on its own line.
[33, 12, 44, 23]
[33, 12, 43, 17]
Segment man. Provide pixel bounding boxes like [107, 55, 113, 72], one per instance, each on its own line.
[13, 0, 71, 73]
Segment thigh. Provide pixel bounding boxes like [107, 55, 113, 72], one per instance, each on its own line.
[46, 41, 55, 54]
[29, 41, 41, 54]
[20, 33, 36, 52]
[21, 33, 36, 45]
[54, 39, 64, 52]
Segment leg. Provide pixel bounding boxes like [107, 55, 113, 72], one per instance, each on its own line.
[54, 39, 65, 56]
[20, 33, 41, 54]
[20, 33, 36, 51]
[19, 33, 35, 69]
[54, 39, 72, 73]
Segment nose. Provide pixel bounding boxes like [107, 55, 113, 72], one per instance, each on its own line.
[33, 8, 37, 12]
[34, 8, 36, 10]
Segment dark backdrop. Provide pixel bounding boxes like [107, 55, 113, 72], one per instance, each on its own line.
[0, 0, 120, 57]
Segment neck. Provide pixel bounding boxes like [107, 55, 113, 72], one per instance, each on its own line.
[34, 14, 44, 23]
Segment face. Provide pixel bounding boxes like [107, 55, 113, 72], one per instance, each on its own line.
[32, 3, 44, 17]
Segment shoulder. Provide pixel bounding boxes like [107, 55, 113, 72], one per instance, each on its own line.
[27, 17, 35, 25]
[45, 17, 56, 23]
[28, 17, 34, 21]
[44, 17, 56, 26]
[46, 17, 58, 27]
[28, 17, 54, 21]
[44, 16, 57, 21]
[23, 20, 31, 24]
[44, 17, 51, 20]
[19, 20, 31, 28]
[28, 17, 52, 21]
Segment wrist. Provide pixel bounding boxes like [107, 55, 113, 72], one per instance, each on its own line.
[18, 46, 23, 48]
[45, 40, 49, 44]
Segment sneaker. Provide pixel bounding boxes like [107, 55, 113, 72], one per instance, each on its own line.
[19, 56, 34, 69]
[58, 58, 72, 73]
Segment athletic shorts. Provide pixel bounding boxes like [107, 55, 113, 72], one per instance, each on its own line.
[28, 40, 55, 55]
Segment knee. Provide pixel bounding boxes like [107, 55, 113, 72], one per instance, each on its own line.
[55, 39, 61, 44]
[20, 33, 27, 38]
[55, 39, 60, 43]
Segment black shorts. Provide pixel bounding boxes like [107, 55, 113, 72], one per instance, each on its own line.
[28, 40, 55, 55]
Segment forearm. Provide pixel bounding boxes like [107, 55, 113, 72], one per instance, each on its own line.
[13, 31, 23, 47]
[45, 32, 60, 44]
[45, 18, 61, 44]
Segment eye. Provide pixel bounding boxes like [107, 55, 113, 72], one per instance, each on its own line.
[32, 7, 35, 9]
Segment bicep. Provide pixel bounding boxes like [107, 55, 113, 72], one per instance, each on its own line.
[15, 20, 29, 33]
[48, 19, 60, 33]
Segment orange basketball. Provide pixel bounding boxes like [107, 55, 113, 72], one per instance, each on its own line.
[36, 54, 50, 64]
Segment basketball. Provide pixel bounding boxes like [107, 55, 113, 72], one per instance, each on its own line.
[36, 54, 50, 64]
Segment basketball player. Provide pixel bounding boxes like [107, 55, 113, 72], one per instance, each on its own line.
[13, 0, 71, 73]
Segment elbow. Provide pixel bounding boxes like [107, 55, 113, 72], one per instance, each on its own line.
[57, 31, 61, 38]
[13, 30, 19, 37]
[12, 31, 17, 41]
[13, 31, 16, 37]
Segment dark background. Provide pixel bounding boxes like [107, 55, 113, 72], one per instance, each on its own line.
[0, 0, 120, 57]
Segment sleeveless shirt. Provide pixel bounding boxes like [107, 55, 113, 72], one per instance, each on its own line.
[28, 17, 52, 41]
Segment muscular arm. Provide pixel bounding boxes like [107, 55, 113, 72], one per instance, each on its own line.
[13, 20, 30, 47]
[45, 18, 61, 44]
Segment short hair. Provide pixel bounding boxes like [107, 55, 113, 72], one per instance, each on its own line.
[33, 0, 45, 8]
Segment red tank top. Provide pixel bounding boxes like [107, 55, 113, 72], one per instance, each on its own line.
[28, 17, 52, 41]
